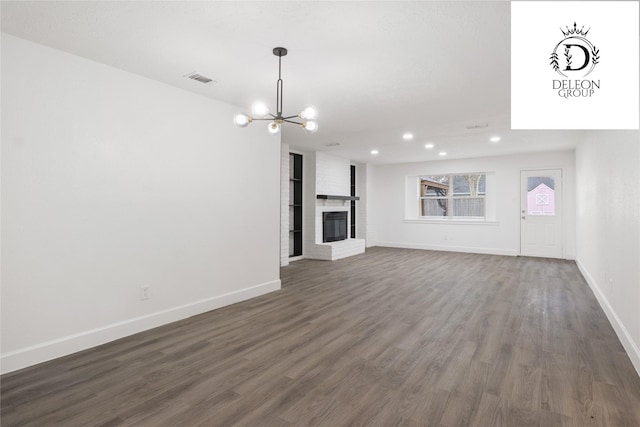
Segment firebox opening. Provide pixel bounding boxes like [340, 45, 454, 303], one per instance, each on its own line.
[323, 211, 348, 243]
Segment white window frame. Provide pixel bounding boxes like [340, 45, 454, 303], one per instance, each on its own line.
[419, 174, 486, 220]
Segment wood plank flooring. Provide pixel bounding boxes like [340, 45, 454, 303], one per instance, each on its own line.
[2, 247, 640, 426]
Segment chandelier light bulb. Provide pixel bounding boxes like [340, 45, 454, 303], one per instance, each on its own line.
[234, 113, 250, 128]
[251, 101, 270, 118]
[303, 120, 318, 133]
[267, 121, 281, 135]
[300, 105, 318, 120]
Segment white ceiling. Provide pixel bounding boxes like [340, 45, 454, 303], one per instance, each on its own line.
[1, 1, 582, 164]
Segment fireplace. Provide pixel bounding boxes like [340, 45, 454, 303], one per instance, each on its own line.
[323, 211, 348, 243]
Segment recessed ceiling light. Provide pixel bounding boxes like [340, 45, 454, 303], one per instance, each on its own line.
[439, 151, 447, 156]
[490, 136, 501, 143]
[425, 143, 434, 149]
[403, 133, 414, 140]
[370, 149, 379, 155]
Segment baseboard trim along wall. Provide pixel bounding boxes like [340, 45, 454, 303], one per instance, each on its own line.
[0, 280, 281, 374]
[376, 242, 519, 257]
[576, 258, 640, 377]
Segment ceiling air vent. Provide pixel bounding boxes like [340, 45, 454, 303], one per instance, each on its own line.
[465, 122, 489, 130]
[184, 72, 215, 85]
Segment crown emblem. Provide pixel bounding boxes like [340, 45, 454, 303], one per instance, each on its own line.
[561, 22, 590, 37]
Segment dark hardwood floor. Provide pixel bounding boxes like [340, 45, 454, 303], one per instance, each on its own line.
[2, 247, 640, 426]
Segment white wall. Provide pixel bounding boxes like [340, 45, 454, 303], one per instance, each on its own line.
[300, 150, 316, 258]
[355, 162, 368, 240]
[1, 35, 281, 373]
[315, 152, 350, 197]
[370, 150, 576, 257]
[366, 161, 377, 247]
[280, 143, 290, 266]
[575, 131, 640, 375]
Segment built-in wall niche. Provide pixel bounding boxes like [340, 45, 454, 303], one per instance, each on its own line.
[350, 165, 356, 238]
[289, 153, 303, 257]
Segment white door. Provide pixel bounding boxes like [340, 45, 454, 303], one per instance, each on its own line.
[520, 169, 563, 258]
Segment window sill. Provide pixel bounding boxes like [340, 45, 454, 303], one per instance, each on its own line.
[403, 218, 499, 225]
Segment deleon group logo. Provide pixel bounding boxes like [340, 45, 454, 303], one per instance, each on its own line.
[549, 23, 601, 98]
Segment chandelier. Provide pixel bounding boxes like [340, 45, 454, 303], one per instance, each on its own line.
[233, 47, 318, 135]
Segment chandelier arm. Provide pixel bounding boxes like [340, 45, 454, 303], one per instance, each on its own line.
[282, 114, 299, 120]
[249, 117, 272, 121]
[283, 119, 304, 125]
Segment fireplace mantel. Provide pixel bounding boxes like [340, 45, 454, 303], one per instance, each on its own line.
[316, 194, 360, 201]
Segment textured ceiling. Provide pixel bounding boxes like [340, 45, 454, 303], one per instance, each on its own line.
[1, 1, 581, 163]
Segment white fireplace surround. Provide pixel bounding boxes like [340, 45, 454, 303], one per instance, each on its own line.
[310, 199, 365, 261]
[281, 148, 366, 265]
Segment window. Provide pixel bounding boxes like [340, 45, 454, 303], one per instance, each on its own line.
[526, 176, 555, 216]
[420, 174, 486, 218]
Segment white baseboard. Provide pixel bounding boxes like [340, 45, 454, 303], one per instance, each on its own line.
[0, 280, 281, 374]
[576, 258, 640, 377]
[376, 241, 519, 257]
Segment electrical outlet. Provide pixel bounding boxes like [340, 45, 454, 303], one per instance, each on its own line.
[141, 286, 150, 301]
